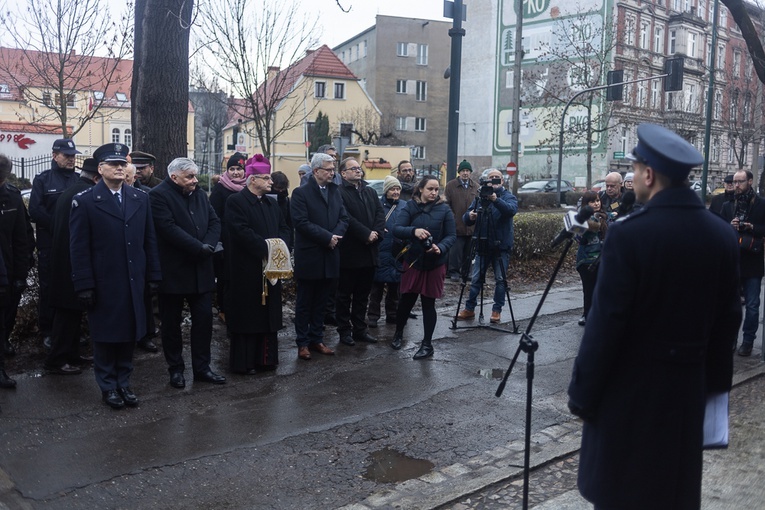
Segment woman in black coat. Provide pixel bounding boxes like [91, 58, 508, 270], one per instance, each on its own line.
[209, 153, 247, 322]
[391, 175, 456, 359]
[224, 168, 291, 373]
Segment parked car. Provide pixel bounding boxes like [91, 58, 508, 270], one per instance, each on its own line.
[365, 179, 385, 198]
[590, 180, 606, 193]
[518, 179, 575, 193]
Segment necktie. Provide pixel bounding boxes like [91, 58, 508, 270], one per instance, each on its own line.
[320, 187, 328, 202]
[114, 191, 122, 204]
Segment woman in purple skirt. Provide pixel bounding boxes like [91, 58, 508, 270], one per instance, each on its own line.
[391, 175, 456, 359]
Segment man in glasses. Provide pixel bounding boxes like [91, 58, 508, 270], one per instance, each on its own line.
[598, 171, 624, 222]
[335, 157, 385, 347]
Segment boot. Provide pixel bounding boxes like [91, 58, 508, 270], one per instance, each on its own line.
[0, 369, 16, 389]
[413, 338, 433, 360]
[390, 330, 403, 350]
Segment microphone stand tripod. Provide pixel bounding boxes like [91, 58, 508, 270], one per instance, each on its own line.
[495, 234, 576, 510]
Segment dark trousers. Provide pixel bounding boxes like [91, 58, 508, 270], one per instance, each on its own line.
[213, 251, 227, 314]
[37, 249, 54, 333]
[396, 293, 437, 342]
[158, 292, 213, 375]
[45, 308, 83, 368]
[577, 264, 598, 318]
[368, 281, 400, 322]
[93, 341, 134, 392]
[336, 266, 375, 336]
[295, 279, 333, 347]
[3, 286, 23, 346]
[140, 286, 157, 342]
[448, 235, 472, 277]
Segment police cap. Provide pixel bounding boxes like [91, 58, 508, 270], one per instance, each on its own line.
[626, 124, 703, 181]
[52, 138, 81, 155]
[93, 143, 129, 163]
[129, 150, 156, 168]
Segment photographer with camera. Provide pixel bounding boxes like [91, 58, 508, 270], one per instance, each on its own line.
[390, 175, 456, 359]
[721, 169, 765, 357]
[455, 169, 518, 324]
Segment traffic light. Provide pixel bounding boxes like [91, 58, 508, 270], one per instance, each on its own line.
[606, 70, 624, 101]
[664, 58, 684, 92]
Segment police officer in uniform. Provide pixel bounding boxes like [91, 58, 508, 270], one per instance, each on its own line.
[29, 138, 81, 347]
[70, 143, 161, 409]
[129, 151, 162, 188]
[567, 124, 742, 510]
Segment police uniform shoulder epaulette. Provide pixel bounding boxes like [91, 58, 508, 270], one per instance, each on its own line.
[71, 187, 93, 209]
[75, 187, 93, 197]
[615, 206, 648, 223]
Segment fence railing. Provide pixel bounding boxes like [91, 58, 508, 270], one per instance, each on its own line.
[10, 155, 88, 184]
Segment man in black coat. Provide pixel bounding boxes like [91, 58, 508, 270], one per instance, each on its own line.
[709, 174, 734, 217]
[335, 157, 385, 346]
[29, 138, 81, 346]
[721, 169, 765, 357]
[45, 158, 100, 375]
[568, 124, 741, 510]
[290, 152, 348, 360]
[70, 143, 162, 409]
[0, 154, 31, 388]
[130, 151, 162, 188]
[150, 158, 224, 388]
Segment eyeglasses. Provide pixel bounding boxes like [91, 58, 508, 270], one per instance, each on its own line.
[252, 175, 272, 181]
[345, 166, 362, 172]
[320, 166, 335, 171]
[733, 180, 748, 185]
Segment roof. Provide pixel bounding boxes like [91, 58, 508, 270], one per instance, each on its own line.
[225, 45, 357, 129]
[363, 158, 392, 170]
[0, 120, 69, 134]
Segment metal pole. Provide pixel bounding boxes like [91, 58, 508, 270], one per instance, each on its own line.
[701, 0, 719, 203]
[510, 0, 524, 193]
[446, 0, 465, 182]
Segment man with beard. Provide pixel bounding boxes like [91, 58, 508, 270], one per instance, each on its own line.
[29, 138, 81, 348]
[396, 160, 417, 201]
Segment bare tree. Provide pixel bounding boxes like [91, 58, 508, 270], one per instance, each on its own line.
[0, 0, 133, 138]
[196, 0, 319, 159]
[340, 106, 400, 145]
[132, 0, 193, 177]
[723, 0, 765, 85]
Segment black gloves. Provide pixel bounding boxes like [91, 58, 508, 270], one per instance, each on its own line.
[77, 289, 95, 309]
[199, 244, 215, 258]
[148, 281, 160, 294]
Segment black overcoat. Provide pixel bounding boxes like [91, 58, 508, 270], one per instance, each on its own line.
[720, 193, 765, 279]
[149, 178, 220, 295]
[69, 181, 161, 343]
[290, 177, 348, 280]
[0, 183, 31, 284]
[50, 176, 95, 310]
[338, 179, 385, 268]
[224, 188, 291, 334]
[567, 187, 741, 510]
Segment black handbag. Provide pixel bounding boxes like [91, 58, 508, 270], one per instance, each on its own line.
[738, 233, 763, 254]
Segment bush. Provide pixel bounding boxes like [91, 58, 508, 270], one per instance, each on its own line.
[512, 211, 567, 261]
[8, 174, 31, 190]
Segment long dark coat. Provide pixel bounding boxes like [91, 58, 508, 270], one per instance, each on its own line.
[290, 176, 348, 280]
[69, 181, 161, 343]
[0, 183, 31, 285]
[50, 176, 96, 310]
[338, 179, 385, 268]
[224, 188, 291, 334]
[392, 197, 456, 271]
[374, 197, 404, 284]
[720, 193, 765, 279]
[149, 177, 220, 295]
[567, 187, 741, 510]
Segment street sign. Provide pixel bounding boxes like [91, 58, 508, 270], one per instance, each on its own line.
[613, 151, 625, 159]
[506, 162, 517, 176]
[443, 1, 467, 20]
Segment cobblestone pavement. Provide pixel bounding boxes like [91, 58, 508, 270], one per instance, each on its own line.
[442, 372, 764, 510]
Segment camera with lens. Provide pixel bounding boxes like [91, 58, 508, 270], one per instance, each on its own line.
[421, 235, 434, 250]
[479, 176, 502, 200]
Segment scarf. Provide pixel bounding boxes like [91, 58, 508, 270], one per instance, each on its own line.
[219, 170, 246, 192]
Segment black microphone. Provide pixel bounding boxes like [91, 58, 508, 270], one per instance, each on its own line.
[551, 206, 594, 248]
[616, 190, 636, 217]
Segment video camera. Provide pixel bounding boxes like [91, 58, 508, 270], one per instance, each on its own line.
[479, 176, 502, 200]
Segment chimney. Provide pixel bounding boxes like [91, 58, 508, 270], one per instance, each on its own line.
[267, 66, 280, 81]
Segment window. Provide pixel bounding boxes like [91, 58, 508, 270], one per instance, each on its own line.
[620, 127, 628, 154]
[416, 81, 427, 101]
[651, 79, 660, 108]
[720, 6, 728, 28]
[714, 91, 722, 119]
[112, 128, 121, 143]
[626, 17, 635, 46]
[124, 129, 132, 147]
[334, 82, 345, 99]
[340, 122, 353, 138]
[315, 81, 326, 98]
[93, 90, 104, 100]
[728, 138, 734, 163]
[42, 91, 52, 106]
[640, 23, 649, 50]
[707, 43, 713, 67]
[686, 83, 696, 112]
[669, 30, 676, 54]
[412, 146, 425, 160]
[733, 50, 741, 76]
[341, 50, 346, 63]
[396, 117, 407, 130]
[638, 82, 646, 107]
[397, 42, 408, 57]
[654, 27, 664, 54]
[744, 94, 751, 121]
[699, 0, 707, 20]
[0, 83, 9, 94]
[396, 80, 407, 94]
[718, 44, 725, 68]
[306, 121, 315, 140]
[672, 0, 681, 10]
[712, 137, 720, 161]
[730, 91, 738, 122]
[417, 44, 428, 65]
[684, 0, 691, 12]
[667, 91, 674, 110]
[54, 93, 76, 107]
[415, 117, 427, 131]
[363, 40, 367, 57]
[687, 32, 697, 59]
[115, 92, 127, 102]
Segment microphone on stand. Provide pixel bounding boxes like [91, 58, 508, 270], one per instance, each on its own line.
[551, 206, 595, 248]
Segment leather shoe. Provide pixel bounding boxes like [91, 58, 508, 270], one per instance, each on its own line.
[308, 343, 335, 355]
[578, 315, 586, 326]
[117, 387, 139, 407]
[137, 338, 159, 353]
[339, 334, 356, 346]
[102, 389, 125, 410]
[0, 369, 16, 388]
[390, 330, 403, 350]
[46, 363, 82, 375]
[194, 370, 227, 384]
[298, 346, 311, 360]
[737, 342, 753, 357]
[456, 309, 475, 321]
[490, 311, 501, 324]
[413, 344, 434, 360]
[354, 332, 378, 343]
[169, 372, 186, 388]
[408, 312, 418, 319]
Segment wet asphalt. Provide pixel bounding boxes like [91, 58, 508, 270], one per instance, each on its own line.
[0, 283, 762, 509]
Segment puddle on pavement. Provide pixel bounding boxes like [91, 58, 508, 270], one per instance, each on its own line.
[478, 368, 505, 380]
[363, 448, 434, 483]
